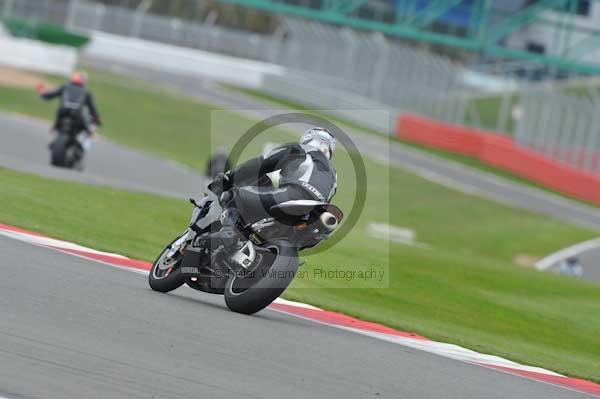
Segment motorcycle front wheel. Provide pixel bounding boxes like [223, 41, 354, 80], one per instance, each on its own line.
[224, 240, 299, 315]
[148, 236, 187, 293]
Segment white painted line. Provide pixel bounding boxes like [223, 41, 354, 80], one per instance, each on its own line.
[273, 298, 321, 310]
[535, 237, 600, 270]
[346, 327, 562, 376]
[367, 222, 429, 247]
[0, 229, 129, 259]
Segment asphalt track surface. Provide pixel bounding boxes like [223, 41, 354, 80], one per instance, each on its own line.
[0, 112, 203, 199]
[0, 234, 594, 399]
[580, 250, 600, 281]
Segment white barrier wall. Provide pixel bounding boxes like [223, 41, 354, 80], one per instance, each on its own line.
[84, 31, 286, 88]
[0, 32, 77, 76]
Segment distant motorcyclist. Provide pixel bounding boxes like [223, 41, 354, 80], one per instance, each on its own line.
[38, 72, 101, 148]
[206, 148, 232, 179]
[209, 127, 338, 248]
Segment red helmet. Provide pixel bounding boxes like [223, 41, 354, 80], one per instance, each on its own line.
[71, 72, 86, 86]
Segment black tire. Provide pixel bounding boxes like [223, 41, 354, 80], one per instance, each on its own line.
[65, 146, 76, 168]
[50, 136, 68, 167]
[73, 157, 85, 172]
[72, 147, 85, 172]
[149, 237, 186, 293]
[224, 240, 299, 315]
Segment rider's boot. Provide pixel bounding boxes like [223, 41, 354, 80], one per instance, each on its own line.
[209, 208, 241, 253]
[210, 225, 238, 252]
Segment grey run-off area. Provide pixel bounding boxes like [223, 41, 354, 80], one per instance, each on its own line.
[0, 112, 204, 199]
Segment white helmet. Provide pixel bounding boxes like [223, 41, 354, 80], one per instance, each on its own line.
[300, 127, 336, 159]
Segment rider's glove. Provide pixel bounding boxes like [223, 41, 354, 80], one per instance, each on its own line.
[209, 171, 232, 196]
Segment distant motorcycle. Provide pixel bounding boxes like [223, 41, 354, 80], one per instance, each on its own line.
[50, 113, 94, 171]
[205, 150, 231, 179]
[149, 185, 343, 315]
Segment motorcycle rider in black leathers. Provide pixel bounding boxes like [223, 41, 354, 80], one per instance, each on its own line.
[39, 72, 101, 148]
[210, 127, 338, 248]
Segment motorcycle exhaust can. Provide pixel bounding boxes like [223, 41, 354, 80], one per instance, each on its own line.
[320, 212, 339, 230]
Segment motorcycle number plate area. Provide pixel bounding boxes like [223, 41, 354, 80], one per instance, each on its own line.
[180, 248, 203, 276]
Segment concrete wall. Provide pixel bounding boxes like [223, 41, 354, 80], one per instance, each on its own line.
[0, 26, 77, 76]
[397, 113, 600, 205]
[83, 31, 286, 89]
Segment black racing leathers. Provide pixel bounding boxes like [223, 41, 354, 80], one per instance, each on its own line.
[212, 144, 337, 243]
[230, 144, 337, 203]
[42, 83, 100, 133]
[211, 144, 337, 238]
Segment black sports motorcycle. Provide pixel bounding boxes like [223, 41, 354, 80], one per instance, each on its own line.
[149, 186, 343, 315]
[50, 113, 92, 171]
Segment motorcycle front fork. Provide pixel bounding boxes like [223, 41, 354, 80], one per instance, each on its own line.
[165, 231, 190, 260]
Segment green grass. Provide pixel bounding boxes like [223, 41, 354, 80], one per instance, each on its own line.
[1, 73, 209, 170]
[1, 70, 600, 381]
[0, 72, 293, 171]
[0, 167, 189, 260]
[1, 165, 599, 382]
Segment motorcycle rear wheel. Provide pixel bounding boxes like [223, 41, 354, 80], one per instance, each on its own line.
[224, 240, 299, 315]
[50, 136, 69, 167]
